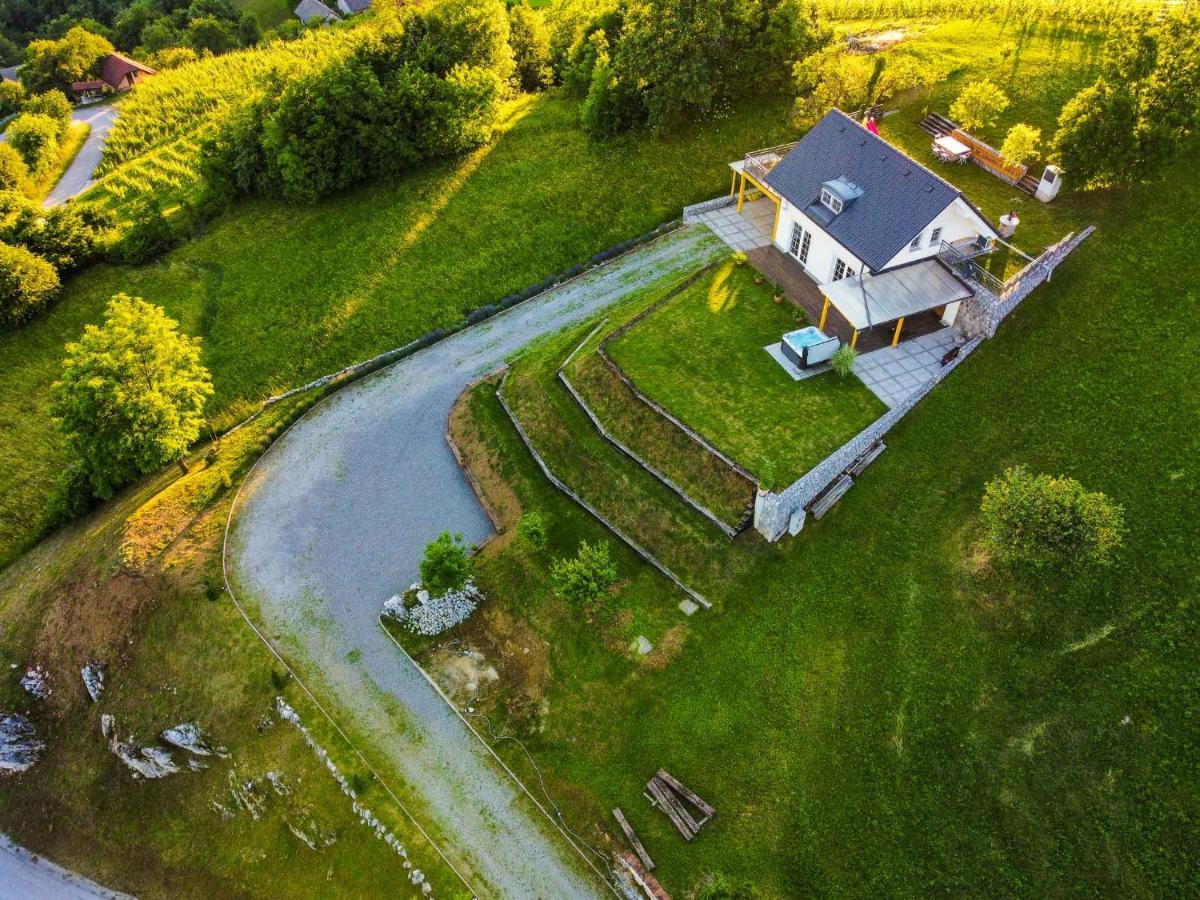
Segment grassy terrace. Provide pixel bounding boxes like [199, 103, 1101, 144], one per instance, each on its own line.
[0, 94, 795, 565]
[606, 258, 885, 485]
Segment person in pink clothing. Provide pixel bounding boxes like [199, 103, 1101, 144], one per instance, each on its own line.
[865, 115, 880, 136]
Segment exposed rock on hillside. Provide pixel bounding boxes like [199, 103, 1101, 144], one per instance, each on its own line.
[81, 663, 104, 702]
[20, 666, 50, 700]
[0, 714, 44, 773]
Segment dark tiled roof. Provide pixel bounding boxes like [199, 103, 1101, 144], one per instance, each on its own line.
[765, 109, 964, 272]
[342, 0, 372, 11]
[100, 53, 156, 90]
[294, 0, 341, 22]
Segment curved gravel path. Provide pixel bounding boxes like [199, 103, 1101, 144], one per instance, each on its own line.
[45, 103, 119, 208]
[227, 226, 724, 899]
[0, 833, 132, 899]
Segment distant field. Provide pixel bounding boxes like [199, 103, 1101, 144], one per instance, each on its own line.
[237, 0, 296, 29]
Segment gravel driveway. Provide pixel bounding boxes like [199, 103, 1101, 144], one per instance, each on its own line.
[1, 833, 131, 899]
[227, 226, 725, 899]
[44, 103, 118, 208]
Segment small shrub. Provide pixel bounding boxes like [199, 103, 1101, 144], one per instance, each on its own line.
[732, 251, 748, 266]
[550, 540, 617, 614]
[0, 240, 60, 328]
[42, 461, 98, 528]
[112, 199, 180, 264]
[979, 466, 1125, 573]
[516, 511, 549, 550]
[830, 344, 857, 377]
[269, 668, 291, 691]
[1000, 123, 1042, 166]
[419, 531, 473, 595]
[20, 90, 72, 140]
[0, 80, 25, 118]
[949, 79, 1010, 132]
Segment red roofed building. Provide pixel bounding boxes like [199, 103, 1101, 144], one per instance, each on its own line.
[99, 53, 156, 92]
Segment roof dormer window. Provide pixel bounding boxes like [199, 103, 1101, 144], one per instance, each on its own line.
[820, 187, 843, 214]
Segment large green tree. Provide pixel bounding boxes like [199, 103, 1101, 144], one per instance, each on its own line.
[51, 295, 214, 499]
[21, 26, 114, 95]
[0, 240, 59, 328]
[508, 1, 552, 92]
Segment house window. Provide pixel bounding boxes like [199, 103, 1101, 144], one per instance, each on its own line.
[820, 188, 843, 215]
[929, 226, 943, 247]
[833, 259, 850, 281]
[789, 224, 811, 263]
[909, 233, 922, 251]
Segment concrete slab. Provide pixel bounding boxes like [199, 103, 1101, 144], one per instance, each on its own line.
[853, 329, 963, 408]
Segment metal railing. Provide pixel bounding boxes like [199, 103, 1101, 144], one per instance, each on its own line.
[938, 240, 1005, 294]
[743, 142, 798, 184]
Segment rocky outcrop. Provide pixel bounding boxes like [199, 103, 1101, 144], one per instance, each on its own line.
[0, 714, 44, 773]
[383, 582, 481, 636]
[81, 663, 104, 702]
[162, 723, 225, 757]
[102, 714, 181, 779]
[20, 666, 50, 700]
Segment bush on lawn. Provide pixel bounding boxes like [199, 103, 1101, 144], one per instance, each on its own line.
[7, 113, 60, 178]
[1000, 123, 1042, 165]
[51, 295, 214, 499]
[0, 241, 60, 328]
[419, 531, 474, 595]
[979, 466, 1125, 573]
[550, 539, 617, 614]
[517, 511, 549, 550]
[949, 79, 1009, 132]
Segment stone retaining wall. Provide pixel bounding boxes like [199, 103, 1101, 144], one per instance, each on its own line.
[682, 194, 736, 223]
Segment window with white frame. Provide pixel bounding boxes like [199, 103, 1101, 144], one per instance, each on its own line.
[929, 226, 943, 247]
[909, 233, 923, 251]
[789, 222, 803, 256]
[820, 188, 843, 214]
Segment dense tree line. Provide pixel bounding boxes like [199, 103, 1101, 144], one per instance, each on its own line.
[1052, 11, 1200, 186]
[1, 0, 264, 66]
[202, 0, 517, 203]
[546, 0, 829, 137]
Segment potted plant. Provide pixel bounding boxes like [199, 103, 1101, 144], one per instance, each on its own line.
[732, 251, 748, 267]
[773, 283, 784, 304]
[754, 273, 764, 284]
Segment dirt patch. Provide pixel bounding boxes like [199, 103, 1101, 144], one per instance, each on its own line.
[449, 379, 523, 552]
[428, 646, 499, 704]
[641, 623, 688, 670]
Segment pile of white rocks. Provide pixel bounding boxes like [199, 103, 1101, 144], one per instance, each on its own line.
[101, 716, 222, 778]
[382, 582, 481, 637]
[81, 663, 104, 702]
[20, 666, 50, 700]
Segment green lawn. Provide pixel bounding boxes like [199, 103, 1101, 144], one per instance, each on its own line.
[0, 93, 796, 566]
[607, 258, 885, 485]
[390, 21, 1198, 898]
[32, 121, 90, 202]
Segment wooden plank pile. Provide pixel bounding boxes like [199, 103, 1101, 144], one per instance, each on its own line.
[645, 769, 715, 841]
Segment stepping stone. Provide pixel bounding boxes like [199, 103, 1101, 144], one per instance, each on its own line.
[632, 635, 654, 655]
[678, 599, 699, 616]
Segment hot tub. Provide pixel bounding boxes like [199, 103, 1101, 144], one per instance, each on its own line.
[781, 327, 839, 369]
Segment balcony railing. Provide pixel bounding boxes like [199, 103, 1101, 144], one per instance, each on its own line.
[937, 240, 1005, 294]
[743, 142, 797, 185]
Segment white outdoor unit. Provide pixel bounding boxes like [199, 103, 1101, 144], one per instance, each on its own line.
[1035, 165, 1062, 203]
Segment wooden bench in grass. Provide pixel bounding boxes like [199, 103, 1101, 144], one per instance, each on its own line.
[847, 441, 885, 478]
[810, 474, 853, 519]
[647, 777, 699, 840]
[656, 770, 715, 822]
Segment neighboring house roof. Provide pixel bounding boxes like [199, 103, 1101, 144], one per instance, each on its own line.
[100, 53, 157, 90]
[295, 0, 342, 23]
[0, 66, 20, 84]
[340, 0, 372, 12]
[765, 109, 990, 273]
[71, 80, 108, 92]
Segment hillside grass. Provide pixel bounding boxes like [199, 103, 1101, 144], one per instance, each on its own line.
[31, 121, 90, 202]
[0, 392, 468, 898]
[606, 258, 885, 485]
[0, 92, 796, 567]
[390, 19, 1198, 897]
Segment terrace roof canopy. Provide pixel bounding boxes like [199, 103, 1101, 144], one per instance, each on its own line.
[821, 258, 973, 332]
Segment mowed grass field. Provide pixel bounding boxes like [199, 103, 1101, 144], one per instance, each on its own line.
[0, 93, 796, 566]
[395, 20, 1199, 898]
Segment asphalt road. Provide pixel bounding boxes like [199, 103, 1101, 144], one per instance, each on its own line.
[228, 225, 725, 899]
[0, 833, 131, 899]
[44, 102, 118, 208]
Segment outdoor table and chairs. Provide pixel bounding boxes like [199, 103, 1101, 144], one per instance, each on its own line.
[932, 134, 971, 163]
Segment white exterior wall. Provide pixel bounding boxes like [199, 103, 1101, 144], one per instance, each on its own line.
[879, 198, 996, 270]
[772, 196, 998, 279]
[772, 200, 867, 285]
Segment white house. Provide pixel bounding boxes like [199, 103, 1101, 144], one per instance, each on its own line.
[732, 109, 1000, 347]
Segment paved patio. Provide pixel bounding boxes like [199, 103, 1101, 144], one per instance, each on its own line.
[695, 197, 775, 251]
[853, 328, 965, 408]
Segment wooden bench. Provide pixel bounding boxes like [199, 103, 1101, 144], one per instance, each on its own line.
[612, 807, 655, 871]
[810, 474, 853, 519]
[847, 442, 885, 478]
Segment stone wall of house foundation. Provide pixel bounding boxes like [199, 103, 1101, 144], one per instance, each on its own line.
[755, 226, 1095, 541]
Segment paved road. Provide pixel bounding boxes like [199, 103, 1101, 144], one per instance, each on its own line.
[228, 226, 724, 899]
[0, 833, 131, 899]
[44, 103, 118, 208]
